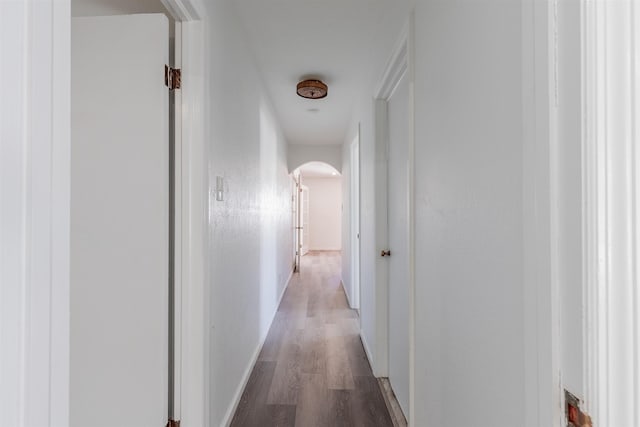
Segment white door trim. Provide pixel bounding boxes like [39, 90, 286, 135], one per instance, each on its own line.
[373, 18, 415, 425]
[582, 0, 640, 424]
[301, 184, 310, 255]
[0, 1, 71, 425]
[350, 129, 361, 310]
[160, 1, 208, 425]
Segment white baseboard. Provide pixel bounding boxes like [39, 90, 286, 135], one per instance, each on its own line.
[221, 269, 294, 427]
[341, 278, 354, 308]
[360, 331, 376, 377]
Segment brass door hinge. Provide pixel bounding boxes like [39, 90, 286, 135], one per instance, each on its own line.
[165, 65, 181, 90]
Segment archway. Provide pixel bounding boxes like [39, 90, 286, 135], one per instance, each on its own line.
[291, 161, 342, 274]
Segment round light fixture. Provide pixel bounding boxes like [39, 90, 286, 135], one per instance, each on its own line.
[296, 79, 328, 99]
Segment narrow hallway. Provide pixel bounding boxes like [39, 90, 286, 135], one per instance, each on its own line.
[230, 251, 393, 427]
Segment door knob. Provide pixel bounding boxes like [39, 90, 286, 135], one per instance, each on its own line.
[381, 250, 391, 257]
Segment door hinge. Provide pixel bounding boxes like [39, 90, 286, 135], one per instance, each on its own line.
[166, 420, 180, 427]
[165, 65, 181, 90]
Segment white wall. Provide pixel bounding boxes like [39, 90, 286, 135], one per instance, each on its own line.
[288, 144, 342, 173]
[202, 1, 294, 425]
[347, 0, 540, 424]
[71, 0, 171, 17]
[303, 177, 342, 251]
[71, 0, 175, 35]
[412, 1, 524, 425]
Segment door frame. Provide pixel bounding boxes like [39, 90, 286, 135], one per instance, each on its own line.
[2, 1, 207, 425]
[350, 129, 361, 310]
[301, 184, 310, 255]
[520, 0, 562, 425]
[160, 0, 207, 425]
[581, 0, 640, 424]
[294, 172, 303, 270]
[292, 174, 299, 272]
[1, 2, 71, 425]
[372, 17, 415, 424]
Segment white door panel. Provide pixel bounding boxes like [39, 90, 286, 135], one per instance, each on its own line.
[71, 14, 169, 427]
[351, 136, 360, 309]
[387, 71, 410, 418]
[302, 186, 310, 255]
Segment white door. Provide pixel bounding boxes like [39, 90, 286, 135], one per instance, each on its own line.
[293, 178, 300, 271]
[387, 70, 410, 418]
[351, 135, 361, 309]
[295, 176, 303, 270]
[71, 14, 169, 427]
[302, 185, 310, 255]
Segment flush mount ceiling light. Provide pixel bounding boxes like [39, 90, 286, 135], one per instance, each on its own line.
[296, 79, 328, 99]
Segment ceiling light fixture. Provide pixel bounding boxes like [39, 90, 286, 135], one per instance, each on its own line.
[297, 79, 328, 99]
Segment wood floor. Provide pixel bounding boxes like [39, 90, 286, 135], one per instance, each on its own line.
[230, 251, 393, 427]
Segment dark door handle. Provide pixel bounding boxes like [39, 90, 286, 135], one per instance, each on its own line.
[381, 250, 391, 257]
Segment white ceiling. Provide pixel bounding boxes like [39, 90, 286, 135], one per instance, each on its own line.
[297, 161, 341, 178]
[233, 0, 409, 146]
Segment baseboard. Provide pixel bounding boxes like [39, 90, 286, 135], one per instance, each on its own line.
[378, 377, 408, 427]
[341, 279, 353, 308]
[221, 269, 294, 427]
[360, 331, 375, 376]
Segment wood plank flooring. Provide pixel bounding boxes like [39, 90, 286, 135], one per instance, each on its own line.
[230, 251, 393, 427]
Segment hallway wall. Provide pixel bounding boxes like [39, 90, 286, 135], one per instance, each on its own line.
[71, 0, 171, 17]
[412, 1, 524, 425]
[203, 0, 294, 424]
[345, 1, 531, 425]
[288, 144, 342, 173]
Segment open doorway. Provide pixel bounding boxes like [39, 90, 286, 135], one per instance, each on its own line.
[293, 162, 343, 271]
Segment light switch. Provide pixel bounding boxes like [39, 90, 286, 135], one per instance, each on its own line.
[216, 176, 224, 201]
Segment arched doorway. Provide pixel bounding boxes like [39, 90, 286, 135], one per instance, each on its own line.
[292, 161, 342, 273]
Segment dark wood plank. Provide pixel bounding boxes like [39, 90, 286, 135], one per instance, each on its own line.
[293, 373, 331, 427]
[265, 404, 297, 427]
[267, 328, 303, 404]
[327, 390, 354, 427]
[345, 335, 374, 377]
[301, 322, 327, 375]
[350, 376, 394, 427]
[258, 314, 287, 361]
[230, 361, 276, 427]
[325, 324, 355, 390]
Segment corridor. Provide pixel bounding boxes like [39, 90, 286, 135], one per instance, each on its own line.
[230, 252, 393, 427]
